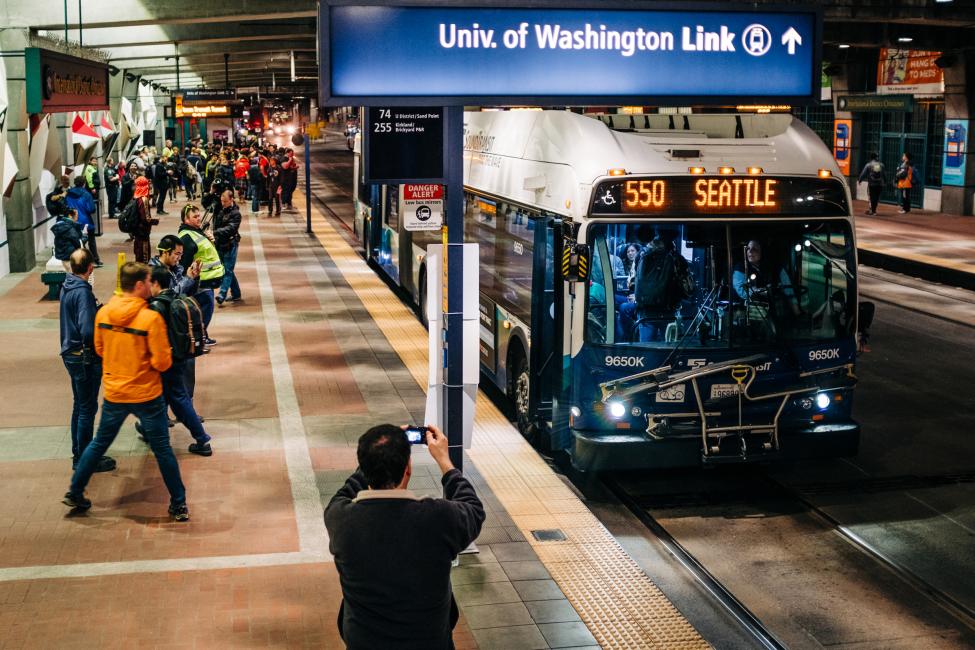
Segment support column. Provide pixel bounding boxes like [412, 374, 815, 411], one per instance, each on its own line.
[941, 52, 975, 216]
[1, 29, 37, 272]
[830, 61, 872, 195]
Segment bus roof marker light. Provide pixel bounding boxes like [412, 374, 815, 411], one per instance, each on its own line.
[608, 168, 627, 176]
[689, 166, 705, 175]
[718, 166, 735, 175]
[818, 169, 832, 178]
[747, 166, 763, 175]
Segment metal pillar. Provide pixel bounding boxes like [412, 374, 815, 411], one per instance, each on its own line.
[224, 53, 230, 88]
[444, 105, 465, 471]
[175, 44, 180, 89]
[304, 135, 312, 234]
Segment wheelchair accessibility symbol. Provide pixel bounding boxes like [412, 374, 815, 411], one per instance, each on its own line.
[741, 24, 772, 57]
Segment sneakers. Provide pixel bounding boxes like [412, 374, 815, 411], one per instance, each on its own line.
[204, 337, 217, 346]
[229, 296, 242, 303]
[898, 209, 907, 213]
[168, 503, 190, 522]
[62, 491, 92, 510]
[215, 295, 225, 306]
[168, 417, 177, 428]
[188, 442, 213, 457]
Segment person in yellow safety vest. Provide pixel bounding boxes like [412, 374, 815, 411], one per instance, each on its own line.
[176, 203, 224, 401]
[895, 151, 915, 214]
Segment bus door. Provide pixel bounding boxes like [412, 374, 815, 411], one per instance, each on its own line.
[529, 217, 566, 449]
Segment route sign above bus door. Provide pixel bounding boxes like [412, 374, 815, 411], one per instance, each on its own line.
[365, 107, 445, 183]
[320, 3, 822, 106]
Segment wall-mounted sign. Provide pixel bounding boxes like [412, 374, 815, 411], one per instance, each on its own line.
[401, 184, 444, 231]
[833, 118, 852, 177]
[365, 107, 445, 183]
[25, 48, 109, 114]
[837, 94, 914, 112]
[877, 49, 943, 96]
[321, 3, 822, 106]
[942, 119, 968, 187]
[179, 88, 237, 102]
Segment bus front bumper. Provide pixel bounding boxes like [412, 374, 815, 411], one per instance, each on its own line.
[570, 422, 860, 472]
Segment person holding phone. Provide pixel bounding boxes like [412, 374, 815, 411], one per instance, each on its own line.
[325, 423, 485, 650]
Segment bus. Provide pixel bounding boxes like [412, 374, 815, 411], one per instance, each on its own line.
[353, 110, 863, 471]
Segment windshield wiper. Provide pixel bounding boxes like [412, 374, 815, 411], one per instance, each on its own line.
[802, 239, 855, 281]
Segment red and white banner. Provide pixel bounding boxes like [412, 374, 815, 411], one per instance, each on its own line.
[404, 184, 443, 200]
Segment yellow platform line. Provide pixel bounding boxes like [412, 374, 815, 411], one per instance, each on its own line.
[299, 197, 708, 649]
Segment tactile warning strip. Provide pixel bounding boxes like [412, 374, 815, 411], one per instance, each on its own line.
[304, 198, 709, 649]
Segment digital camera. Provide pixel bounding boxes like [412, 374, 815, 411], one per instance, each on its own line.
[404, 426, 428, 445]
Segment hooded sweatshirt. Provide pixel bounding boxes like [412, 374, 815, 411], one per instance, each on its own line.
[59, 274, 98, 356]
[51, 217, 83, 261]
[94, 294, 172, 403]
[66, 186, 96, 230]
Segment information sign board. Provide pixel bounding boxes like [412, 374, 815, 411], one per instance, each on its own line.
[401, 184, 444, 231]
[365, 107, 445, 183]
[25, 48, 109, 114]
[942, 119, 968, 187]
[837, 94, 914, 112]
[321, 3, 821, 106]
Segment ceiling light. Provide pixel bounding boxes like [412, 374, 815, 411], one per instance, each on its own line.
[838, 44, 850, 49]
[897, 37, 913, 43]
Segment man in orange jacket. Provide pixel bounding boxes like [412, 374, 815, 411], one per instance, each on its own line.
[63, 262, 190, 521]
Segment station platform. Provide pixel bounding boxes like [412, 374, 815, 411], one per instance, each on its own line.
[853, 198, 975, 289]
[0, 191, 708, 648]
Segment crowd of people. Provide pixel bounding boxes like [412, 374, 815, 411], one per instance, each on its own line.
[53, 136, 303, 522]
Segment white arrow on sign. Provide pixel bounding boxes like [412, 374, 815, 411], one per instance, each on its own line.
[782, 27, 802, 55]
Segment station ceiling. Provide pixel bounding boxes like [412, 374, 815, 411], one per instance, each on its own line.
[1, 1, 973, 98]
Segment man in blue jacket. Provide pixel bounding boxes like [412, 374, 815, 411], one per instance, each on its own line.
[59, 248, 116, 473]
[325, 424, 485, 650]
[66, 177, 103, 267]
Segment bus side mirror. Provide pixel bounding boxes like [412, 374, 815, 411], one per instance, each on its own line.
[562, 243, 591, 282]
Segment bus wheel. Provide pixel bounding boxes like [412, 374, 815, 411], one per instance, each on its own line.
[511, 355, 534, 443]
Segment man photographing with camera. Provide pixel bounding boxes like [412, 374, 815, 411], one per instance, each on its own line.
[325, 424, 485, 650]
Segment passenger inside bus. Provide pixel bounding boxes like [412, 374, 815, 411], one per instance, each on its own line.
[586, 221, 856, 349]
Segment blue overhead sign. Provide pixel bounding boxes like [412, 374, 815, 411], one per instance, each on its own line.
[320, 3, 821, 106]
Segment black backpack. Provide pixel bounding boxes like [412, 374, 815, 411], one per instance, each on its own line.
[150, 292, 206, 361]
[118, 201, 139, 234]
[635, 250, 694, 311]
[867, 161, 884, 184]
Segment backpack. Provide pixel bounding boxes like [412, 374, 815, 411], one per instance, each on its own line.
[867, 161, 884, 184]
[118, 200, 139, 234]
[150, 292, 206, 361]
[635, 250, 694, 311]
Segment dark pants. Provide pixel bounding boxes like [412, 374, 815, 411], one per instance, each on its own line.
[281, 183, 296, 207]
[84, 229, 101, 264]
[867, 184, 882, 213]
[900, 187, 912, 212]
[183, 357, 196, 399]
[155, 190, 167, 214]
[268, 187, 281, 215]
[251, 181, 264, 213]
[162, 360, 209, 443]
[63, 355, 102, 463]
[70, 395, 186, 505]
[134, 236, 151, 263]
[196, 288, 215, 330]
[107, 184, 119, 217]
[337, 596, 459, 649]
[218, 244, 241, 300]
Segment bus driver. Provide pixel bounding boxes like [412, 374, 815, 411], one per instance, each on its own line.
[732, 240, 800, 318]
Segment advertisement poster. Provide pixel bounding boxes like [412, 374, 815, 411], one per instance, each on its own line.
[833, 118, 852, 176]
[942, 119, 968, 187]
[877, 48, 944, 95]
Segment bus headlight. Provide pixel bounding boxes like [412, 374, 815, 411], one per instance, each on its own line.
[608, 401, 626, 419]
[570, 406, 582, 418]
[816, 393, 831, 410]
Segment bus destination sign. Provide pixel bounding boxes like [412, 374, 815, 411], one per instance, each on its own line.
[591, 176, 848, 217]
[365, 107, 446, 183]
[322, 3, 821, 106]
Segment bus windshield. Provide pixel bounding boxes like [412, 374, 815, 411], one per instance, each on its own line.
[585, 220, 856, 350]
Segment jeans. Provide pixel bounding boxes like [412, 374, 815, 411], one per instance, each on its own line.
[162, 360, 209, 443]
[218, 243, 241, 300]
[107, 184, 119, 217]
[183, 357, 196, 399]
[281, 184, 295, 207]
[251, 181, 264, 213]
[196, 288, 215, 329]
[155, 190, 167, 214]
[63, 355, 102, 462]
[900, 187, 912, 212]
[70, 395, 186, 504]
